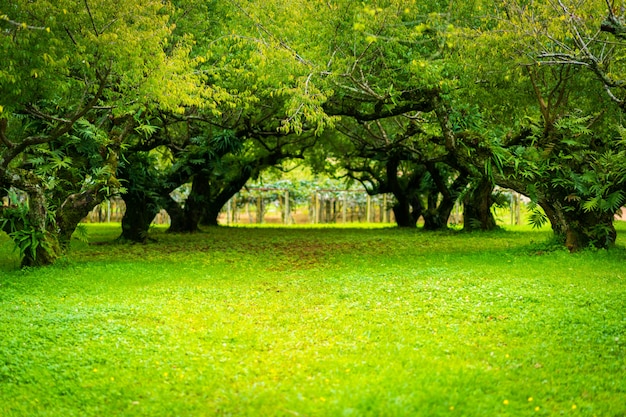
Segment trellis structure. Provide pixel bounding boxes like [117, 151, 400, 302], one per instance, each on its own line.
[222, 188, 395, 225]
[81, 189, 396, 226]
[80, 189, 552, 227]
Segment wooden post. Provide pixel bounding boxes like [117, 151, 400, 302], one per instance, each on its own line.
[231, 195, 238, 224]
[382, 194, 388, 223]
[284, 190, 290, 225]
[366, 195, 372, 223]
[325, 198, 332, 223]
[246, 199, 252, 224]
[226, 199, 231, 225]
[510, 192, 514, 226]
[350, 197, 357, 223]
[316, 193, 321, 224]
[256, 192, 264, 224]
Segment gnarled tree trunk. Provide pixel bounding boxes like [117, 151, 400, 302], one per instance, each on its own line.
[392, 194, 422, 228]
[198, 171, 253, 227]
[166, 198, 201, 233]
[119, 191, 161, 243]
[463, 178, 497, 231]
[539, 199, 616, 252]
[56, 190, 104, 249]
[498, 176, 617, 252]
[20, 188, 62, 268]
[422, 190, 455, 231]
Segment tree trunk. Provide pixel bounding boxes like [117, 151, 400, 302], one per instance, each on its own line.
[498, 175, 617, 251]
[423, 209, 450, 230]
[166, 173, 209, 233]
[20, 232, 62, 267]
[119, 191, 161, 243]
[422, 190, 454, 231]
[540, 199, 616, 252]
[201, 204, 221, 227]
[200, 186, 242, 227]
[392, 195, 420, 228]
[56, 190, 104, 249]
[1, 173, 110, 266]
[21, 190, 62, 267]
[165, 195, 200, 233]
[463, 179, 497, 231]
[197, 169, 254, 227]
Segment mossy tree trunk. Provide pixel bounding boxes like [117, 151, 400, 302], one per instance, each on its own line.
[17, 186, 62, 268]
[20, 232, 62, 268]
[539, 199, 617, 252]
[56, 190, 105, 249]
[498, 177, 617, 252]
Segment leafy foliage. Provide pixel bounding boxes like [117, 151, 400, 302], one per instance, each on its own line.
[3, 0, 626, 261]
[0, 189, 48, 261]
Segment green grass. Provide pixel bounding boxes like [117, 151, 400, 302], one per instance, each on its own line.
[1, 223, 625, 416]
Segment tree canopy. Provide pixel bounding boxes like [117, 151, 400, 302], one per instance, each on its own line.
[2, 0, 626, 266]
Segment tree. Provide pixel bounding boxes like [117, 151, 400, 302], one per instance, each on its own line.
[226, 1, 472, 230]
[327, 114, 468, 229]
[148, 0, 331, 233]
[117, 151, 166, 243]
[453, 0, 626, 250]
[0, 0, 208, 265]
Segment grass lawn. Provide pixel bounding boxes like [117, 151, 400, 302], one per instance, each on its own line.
[1, 223, 625, 416]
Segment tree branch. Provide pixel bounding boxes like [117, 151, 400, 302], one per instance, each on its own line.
[24, 105, 72, 124]
[1, 16, 47, 31]
[0, 67, 110, 169]
[84, 0, 100, 36]
[0, 118, 15, 149]
[324, 88, 437, 121]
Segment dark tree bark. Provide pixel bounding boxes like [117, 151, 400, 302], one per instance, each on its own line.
[200, 204, 221, 227]
[422, 190, 457, 230]
[383, 157, 425, 228]
[1, 172, 117, 266]
[114, 150, 164, 242]
[392, 194, 422, 228]
[539, 199, 616, 252]
[0, 172, 62, 267]
[164, 195, 196, 233]
[119, 191, 161, 243]
[421, 164, 468, 231]
[423, 208, 450, 230]
[199, 170, 253, 227]
[166, 174, 207, 233]
[497, 176, 617, 252]
[463, 178, 498, 231]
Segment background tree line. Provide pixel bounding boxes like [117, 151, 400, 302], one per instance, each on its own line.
[1, 0, 626, 266]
